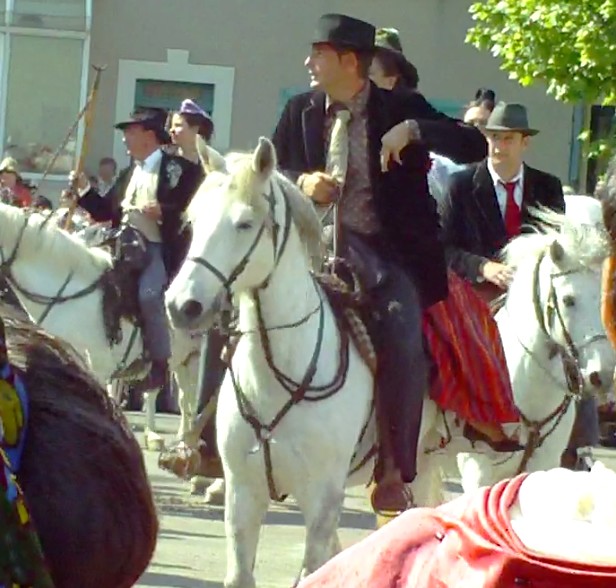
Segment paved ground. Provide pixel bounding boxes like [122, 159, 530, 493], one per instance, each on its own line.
[129, 412, 377, 588]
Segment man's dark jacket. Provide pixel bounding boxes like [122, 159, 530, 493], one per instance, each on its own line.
[78, 152, 203, 278]
[272, 83, 450, 309]
[440, 160, 565, 283]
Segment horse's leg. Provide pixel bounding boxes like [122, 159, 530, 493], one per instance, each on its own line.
[223, 475, 269, 588]
[174, 360, 196, 442]
[143, 390, 164, 451]
[294, 478, 346, 581]
[205, 477, 226, 505]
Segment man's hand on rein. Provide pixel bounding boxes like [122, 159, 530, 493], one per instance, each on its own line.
[298, 171, 340, 204]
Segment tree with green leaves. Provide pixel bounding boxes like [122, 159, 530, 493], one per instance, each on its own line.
[467, 0, 616, 174]
[467, 0, 616, 105]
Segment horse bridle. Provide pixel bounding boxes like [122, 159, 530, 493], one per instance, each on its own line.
[514, 248, 608, 473]
[531, 248, 608, 396]
[0, 213, 103, 325]
[185, 181, 352, 500]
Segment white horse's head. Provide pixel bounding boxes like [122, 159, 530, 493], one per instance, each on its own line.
[166, 137, 322, 330]
[502, 207, 614, 396]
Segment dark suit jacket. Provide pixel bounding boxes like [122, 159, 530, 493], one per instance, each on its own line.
[78, 152, 203, 278]
[440, 160, 565, 282]
[390, 84, 487, 164]
[272, 83, 448, 309]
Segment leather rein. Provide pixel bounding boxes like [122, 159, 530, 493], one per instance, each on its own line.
[185, 181, 352, 501]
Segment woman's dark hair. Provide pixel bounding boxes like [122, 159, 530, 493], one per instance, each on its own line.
[374, 47, 419, 91]
[179, 111, 214, 142]
[469, 87, 496, 111]
[33, 195, 53, 210]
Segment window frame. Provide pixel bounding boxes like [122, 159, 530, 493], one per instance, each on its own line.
[0, 0, 91, 182]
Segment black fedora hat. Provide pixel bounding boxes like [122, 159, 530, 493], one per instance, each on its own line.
[313, 14, 375, 52]
[483, 102, 539, 136]
[115, 107, 171, 144]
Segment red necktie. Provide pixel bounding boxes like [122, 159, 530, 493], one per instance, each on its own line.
[501, 181, 521, 238]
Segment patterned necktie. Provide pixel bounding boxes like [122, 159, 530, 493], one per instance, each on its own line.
[326, 108, 352, 187]
[501, 180, 521, 238]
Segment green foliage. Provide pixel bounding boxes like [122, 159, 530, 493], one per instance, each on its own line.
[467, 0, 616, 106]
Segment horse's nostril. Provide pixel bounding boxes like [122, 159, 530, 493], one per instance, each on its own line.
[589, 371, 603, 388]
[180, 299, 203, 320]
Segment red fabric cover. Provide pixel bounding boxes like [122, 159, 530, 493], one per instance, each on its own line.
[423, 271, 519, 424]
[298, 475, 616, 587]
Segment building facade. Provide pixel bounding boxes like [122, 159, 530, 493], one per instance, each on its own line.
[0, 0, 583, 200]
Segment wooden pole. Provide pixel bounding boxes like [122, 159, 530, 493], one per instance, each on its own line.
[62, 64, 107, 231]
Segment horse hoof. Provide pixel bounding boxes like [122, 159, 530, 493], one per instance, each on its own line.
[204, 478, 225, 506]
[190, 476, 210, 495]
[145, 432, 165, 452]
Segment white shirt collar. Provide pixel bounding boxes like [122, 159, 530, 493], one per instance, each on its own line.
[136, 148, 163, 172]
[487, 158, 524, 188]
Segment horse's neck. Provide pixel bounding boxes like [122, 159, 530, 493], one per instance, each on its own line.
[498, 277, 568, 415]
[236, 237, 322, 372]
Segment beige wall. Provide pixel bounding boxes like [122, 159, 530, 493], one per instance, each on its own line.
[85, 0, 573, 182]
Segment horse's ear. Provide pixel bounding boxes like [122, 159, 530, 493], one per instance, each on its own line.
[550, 239, 565, 263]
[196, 135, 213, 175]
[252, 137, 277, 177]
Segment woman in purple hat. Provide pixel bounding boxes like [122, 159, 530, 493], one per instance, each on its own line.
[169, 99, 224, 166]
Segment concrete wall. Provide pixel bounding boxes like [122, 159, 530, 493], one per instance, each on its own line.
[85, 0, 573, 181]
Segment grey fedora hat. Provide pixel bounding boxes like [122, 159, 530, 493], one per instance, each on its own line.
[483, 102, 539, 136]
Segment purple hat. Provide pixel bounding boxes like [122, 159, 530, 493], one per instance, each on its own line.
[179, 99, 214, 139]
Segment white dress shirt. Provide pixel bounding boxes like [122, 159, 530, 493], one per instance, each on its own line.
[487, 159, 524, 217]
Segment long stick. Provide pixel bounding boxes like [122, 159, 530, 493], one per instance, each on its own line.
[62, 64, 107, 230]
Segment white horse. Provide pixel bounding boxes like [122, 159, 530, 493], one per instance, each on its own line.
[166, 138, 377, 586]
[0, 203, 200, 448]
[165, 138, 615, 585]
[456, 204, 615, 493]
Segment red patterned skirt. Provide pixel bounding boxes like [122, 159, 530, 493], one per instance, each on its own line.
[422, 271, 519, 424]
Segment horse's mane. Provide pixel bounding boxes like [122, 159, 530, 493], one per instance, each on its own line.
[0, 203, 112, 276]
[187, 151, 324, 267]
[1, 303, 157, 587]
[501, 206, 609, 270]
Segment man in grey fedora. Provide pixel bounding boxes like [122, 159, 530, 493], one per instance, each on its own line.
[440, 101, 565, 301]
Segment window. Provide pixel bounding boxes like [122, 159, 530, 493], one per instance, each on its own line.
[11, 0, 86, 31]
[135, 79, 214, 115]
[4, 35, 82, 173]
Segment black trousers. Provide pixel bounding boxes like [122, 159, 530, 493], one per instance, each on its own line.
[371, 262, 428, 483]
[195, 330, 227, 452]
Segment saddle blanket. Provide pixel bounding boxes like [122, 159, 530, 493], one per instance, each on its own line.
[422, 271, 519, 425]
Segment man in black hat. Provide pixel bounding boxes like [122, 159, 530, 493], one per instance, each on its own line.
[272, 13, 449, 512]
[71, 107, 203, 405]
[440, 101, 565, 300]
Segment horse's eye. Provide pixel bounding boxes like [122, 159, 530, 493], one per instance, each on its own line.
[562, 295, 576, 307]
[236, 221, 253, 231]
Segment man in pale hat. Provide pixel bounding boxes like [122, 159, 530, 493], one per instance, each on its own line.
[272, 13, 449, 513]
[71, 107, 203, 406]
[0, 157, 32, 208]
[440, 101, 565, 299]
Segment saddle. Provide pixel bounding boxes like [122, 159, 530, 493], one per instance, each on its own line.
[88, 225, 148, 350]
